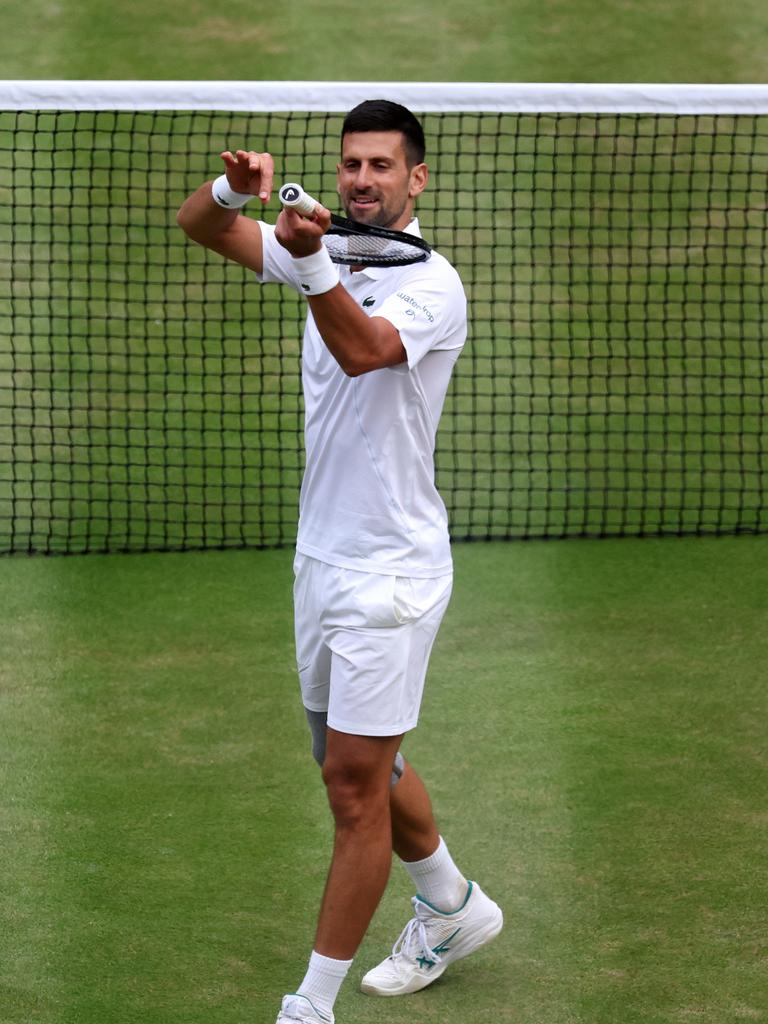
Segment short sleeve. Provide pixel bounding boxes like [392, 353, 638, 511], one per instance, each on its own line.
[373, 257, 467, 371]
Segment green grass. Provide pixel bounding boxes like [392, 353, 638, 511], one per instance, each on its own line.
[3, 0, 768, 82]
[2, 537, 767, 1023]
[2, 5, 768, 1022]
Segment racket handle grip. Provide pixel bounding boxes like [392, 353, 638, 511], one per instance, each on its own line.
[279, 182, 319, 217]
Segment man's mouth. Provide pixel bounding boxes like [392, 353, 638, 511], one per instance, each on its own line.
[350, 195, 378, 209]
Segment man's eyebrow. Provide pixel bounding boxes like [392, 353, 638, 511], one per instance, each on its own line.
[342, 154, 397, 164]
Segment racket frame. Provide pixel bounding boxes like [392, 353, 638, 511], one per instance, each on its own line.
[279, 181, 431, 267]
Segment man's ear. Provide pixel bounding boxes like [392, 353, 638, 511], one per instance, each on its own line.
[409, 162, 429, 199]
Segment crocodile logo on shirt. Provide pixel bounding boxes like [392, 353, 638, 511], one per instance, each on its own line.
[362, 296, 376, 307]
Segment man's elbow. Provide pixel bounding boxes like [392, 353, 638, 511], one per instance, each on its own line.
[319, 318, 407, 376]
[339, 356, 367, 378]
[176, 197, 217, 243]
[176, 208, 225, 251]
[337, 349, 406, 377]
[176, 204, 201, 241]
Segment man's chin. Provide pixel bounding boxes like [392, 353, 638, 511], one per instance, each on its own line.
[347, 211, 400, 232]
[345, 204, 381, 225]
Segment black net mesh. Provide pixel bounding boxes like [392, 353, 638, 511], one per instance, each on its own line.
[1, 108, 767, 554]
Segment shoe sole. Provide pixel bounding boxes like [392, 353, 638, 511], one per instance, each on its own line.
[361, 903, 504, 997]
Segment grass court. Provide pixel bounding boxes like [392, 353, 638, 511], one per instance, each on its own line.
[2, 538, 767, 1023]
[2, 3, 768, 1022]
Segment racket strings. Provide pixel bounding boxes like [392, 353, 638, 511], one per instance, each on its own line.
[323, 231, 429, 267]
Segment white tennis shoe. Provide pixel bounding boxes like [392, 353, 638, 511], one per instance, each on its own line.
[275, 994, 333, 1024]
[360, 880, 503, 996]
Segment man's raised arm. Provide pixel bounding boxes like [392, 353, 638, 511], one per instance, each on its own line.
[176, 150, 274, 274]
[274, 206, 407, 377]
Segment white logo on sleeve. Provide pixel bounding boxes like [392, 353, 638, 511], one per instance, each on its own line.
[397, 292, 434, 323]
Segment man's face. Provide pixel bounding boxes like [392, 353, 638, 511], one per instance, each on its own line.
[337, 130, 427, 231]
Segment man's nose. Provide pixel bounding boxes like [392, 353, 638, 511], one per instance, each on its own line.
[353, 163, 374, 190]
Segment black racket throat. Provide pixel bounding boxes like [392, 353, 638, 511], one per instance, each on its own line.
[323, 214, 432, 267]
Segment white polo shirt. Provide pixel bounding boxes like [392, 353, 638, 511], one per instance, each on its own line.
[256, 218, 466, 577]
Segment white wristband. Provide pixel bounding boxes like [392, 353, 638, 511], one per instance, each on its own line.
[211, 174, 253, 209]
[291, 246, 339, 296]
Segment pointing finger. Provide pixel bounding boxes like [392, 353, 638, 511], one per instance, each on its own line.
[256, 152, 274, 203]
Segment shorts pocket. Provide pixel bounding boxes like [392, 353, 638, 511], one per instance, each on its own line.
[326, 567, 399, 629]
[393, 574, 453, 625]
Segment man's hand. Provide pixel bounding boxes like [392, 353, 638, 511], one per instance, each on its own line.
[275, 204, 332, 258]
[219, 149, 275, 203]
[177, 149, 271, 274]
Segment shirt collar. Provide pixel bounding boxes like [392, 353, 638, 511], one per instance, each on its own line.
[353, 218, 422, 280]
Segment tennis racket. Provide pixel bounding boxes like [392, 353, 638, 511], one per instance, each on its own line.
[278, 183, 431, 268]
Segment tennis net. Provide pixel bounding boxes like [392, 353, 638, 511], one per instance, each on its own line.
[1, 82, 767, 554]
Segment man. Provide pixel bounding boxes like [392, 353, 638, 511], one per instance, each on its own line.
[177, 100, 502, 1024]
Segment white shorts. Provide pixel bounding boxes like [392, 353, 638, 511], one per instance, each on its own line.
[293, 553, 453, 737]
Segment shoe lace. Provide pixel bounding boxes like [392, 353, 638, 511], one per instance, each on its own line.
[391, 897, 442, 968]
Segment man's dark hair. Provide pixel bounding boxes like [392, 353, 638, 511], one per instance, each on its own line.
[342, 100, 426, 167]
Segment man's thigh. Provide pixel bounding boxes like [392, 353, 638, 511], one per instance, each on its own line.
[293, 554, 452, 736]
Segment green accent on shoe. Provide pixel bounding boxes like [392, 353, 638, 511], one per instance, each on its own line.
[432, 927, 462, 955]
[415, 880, 474, 916]
[415, 925, 463, 971]
[286, 993, 332, 1023]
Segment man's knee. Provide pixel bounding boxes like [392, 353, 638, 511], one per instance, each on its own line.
[321, 757, 382, 828]
[305, 708, 405, 787]
[321, 731, 404, 828]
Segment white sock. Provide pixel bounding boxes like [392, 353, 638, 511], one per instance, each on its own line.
[401, 835, 469, 912]
[297, 950, 352, 1019]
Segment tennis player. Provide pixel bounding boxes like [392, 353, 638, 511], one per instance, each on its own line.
[177, 100, 503, 1024]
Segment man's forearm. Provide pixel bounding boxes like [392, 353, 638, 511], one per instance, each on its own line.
[177, 178, 265, 273]
[307, 286, 406, 377]
[176, 180, 240, 244]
